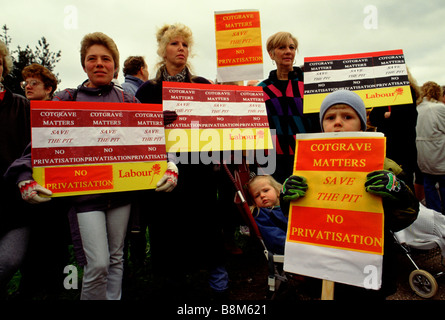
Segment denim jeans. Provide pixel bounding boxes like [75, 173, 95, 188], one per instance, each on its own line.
[77, 205, 130, 300]
[423, 173, 445, 214]
[208, 265, 229, 292]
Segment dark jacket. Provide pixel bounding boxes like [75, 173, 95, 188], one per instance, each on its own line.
[135, 67, 226, 272]
[0, 88, 33, 234]
[136, 67, 210, 104]
[258, 67, 320, 182]
[252, 206, 288, 255]
[369, 86, 419, 190]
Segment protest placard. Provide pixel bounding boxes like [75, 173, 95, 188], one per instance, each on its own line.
[162, 82, 273, 155]
[214, 9, 263, 82]
[283, 132, 385, 290]
[31, 101, 167, 197]
[303, 49, 413, 113]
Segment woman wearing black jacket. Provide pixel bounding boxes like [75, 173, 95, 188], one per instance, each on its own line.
[0, 40, 32, 297]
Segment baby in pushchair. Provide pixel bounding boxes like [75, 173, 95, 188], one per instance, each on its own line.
[247, 175, 288, 255]
[394, 203, 445, 298]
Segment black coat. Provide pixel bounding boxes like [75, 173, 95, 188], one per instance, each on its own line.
[0, 88, 32, 233]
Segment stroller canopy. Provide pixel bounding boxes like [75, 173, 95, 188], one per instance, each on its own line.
[395, 204, 445, 255]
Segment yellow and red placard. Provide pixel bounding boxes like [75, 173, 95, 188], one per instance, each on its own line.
[31, 101, 167, 197]
[214, 9, 263, 82]
[284, 132, 386, 289]
[162, 82, 273, 153]
[303, 49, 413, 113]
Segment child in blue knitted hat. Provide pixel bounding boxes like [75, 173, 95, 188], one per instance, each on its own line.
[318, 89, 368, 132]
[281, 89, 419, 299]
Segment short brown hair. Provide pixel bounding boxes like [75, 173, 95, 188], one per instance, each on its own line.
[22, 63, 58, 96]
[123, 56, 146, 76]
[80, 32, 119, 71]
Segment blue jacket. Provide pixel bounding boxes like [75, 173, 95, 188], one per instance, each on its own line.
[121, 75, 145, 96]
[252, 206, 288, 254]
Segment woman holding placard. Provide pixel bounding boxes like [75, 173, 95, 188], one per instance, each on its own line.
[258, 31, 320, 183]
[8, 32, 177, 300]
[136, 23, 228, 300]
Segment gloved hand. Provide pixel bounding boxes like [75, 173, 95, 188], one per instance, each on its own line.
[156, 162, 178, 192]
[281, 175, 308, 201]
[365, 170, 406, 201]
[18, 180, 52, 204]
[163, 110, 178, 126]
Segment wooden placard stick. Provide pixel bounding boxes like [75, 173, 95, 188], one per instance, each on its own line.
[321, 280, 334, 300]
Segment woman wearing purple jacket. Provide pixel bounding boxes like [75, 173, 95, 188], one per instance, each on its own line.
[8, 32, 177, 300]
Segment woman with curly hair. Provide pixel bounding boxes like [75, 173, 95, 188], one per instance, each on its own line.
[136, 23, 228, 299]
[21, 63, 58, 100]
[416, 81, 445, 214]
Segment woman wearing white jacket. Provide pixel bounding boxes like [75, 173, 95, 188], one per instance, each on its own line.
[416, 81, 445, 214]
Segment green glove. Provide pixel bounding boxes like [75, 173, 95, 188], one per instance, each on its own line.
[365, 170, 405, 201]
[282, 175, 308, 201]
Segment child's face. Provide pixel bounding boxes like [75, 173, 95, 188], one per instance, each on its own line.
[249, 178, 280, 208]
[322, 104, 362, 132]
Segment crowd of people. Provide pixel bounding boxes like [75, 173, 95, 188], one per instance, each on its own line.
[0, 23, 444, 301]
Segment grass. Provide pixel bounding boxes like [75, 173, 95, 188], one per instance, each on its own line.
[5, 228, 151, 301]
[4, 226, 259, 301]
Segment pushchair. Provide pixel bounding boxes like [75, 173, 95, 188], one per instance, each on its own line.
[221, 160, 287, 299]
[393, 203, 445, 298]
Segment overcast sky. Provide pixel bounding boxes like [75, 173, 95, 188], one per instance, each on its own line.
[2, 0, 444, 90]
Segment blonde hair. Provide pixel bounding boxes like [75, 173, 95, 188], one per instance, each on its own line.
[247, 175, 282, 205]
[155, 23, 194, 70]
[266, 31, 298, 55]
[0, 40, 13, 80]
[80, 32, 120, 71]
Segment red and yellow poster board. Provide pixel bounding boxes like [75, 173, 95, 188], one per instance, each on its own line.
[31, 101, 167, 197]
[214, 9, 263, 82]
[283, 132, 386, 289]
[303, 49, 413, 113]
[162, 82, 273, 153]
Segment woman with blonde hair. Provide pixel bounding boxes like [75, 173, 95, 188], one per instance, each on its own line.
[136, 23, 228, 299]
[247, 175, 288, 255]
[136, 23, 206, 103]
[258, 31, 320, 183]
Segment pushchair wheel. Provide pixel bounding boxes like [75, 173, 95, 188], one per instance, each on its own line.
[409, 269, 438, 299]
